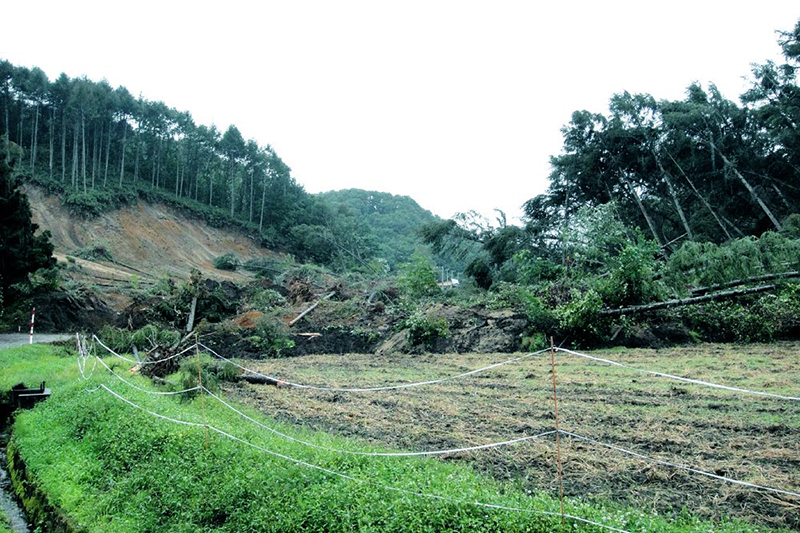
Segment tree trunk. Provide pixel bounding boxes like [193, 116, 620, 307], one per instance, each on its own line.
[119, 123, 127, 186]
[104, 120, 111, 187]
[81, 113, 87, 193]
[61, 112, 66, 182]
[91, 122, 99, 189]
[621, 172, 665, 248]
[249, 168, 254, 222]
[259, 171, 267, 232]
[230, 165, 236, 217]
[71, 121, 79, 188]
[600, 284, 776, 317]
[48, 109, 54, 179]
[665, 150, 731, 240]
[30, 104, 39, 175]
[133, 132, 141, 184]
[710, 142, 782, 231]
[659, 161, 694, 242]
[691, 271, 800, 296]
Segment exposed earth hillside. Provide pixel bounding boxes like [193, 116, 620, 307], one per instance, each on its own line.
[26, 185, 269, 285]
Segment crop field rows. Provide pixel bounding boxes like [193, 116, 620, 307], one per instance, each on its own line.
[216, 342, 800, 530]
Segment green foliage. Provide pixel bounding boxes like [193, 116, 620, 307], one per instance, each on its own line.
[781, 214, 800, 239]
[75, 243, 114, 262]
[502, 250, 563, 285]
[247, 288, 287, 311]
[2, 343, 772, 533]
[176, 353, 238, 396]
[684, 284, 800, 342]
[556, 289, 603, 335]
[401, 311, 450, 348]
[665, 232, 800, 291]
[98, 324, 181, 353]
[62, 186, 138, 218]
[596, 239, 663, 307]
[319, 189, 440, 268]
[0, 136, 56, 313]
[397, 253, 440, 301]
[213, 253, 240, 271]
[246, 316, 294, 356]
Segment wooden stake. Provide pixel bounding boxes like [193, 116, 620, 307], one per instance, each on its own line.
[196, 335, 209, 450]
[550, 336, 565, 530]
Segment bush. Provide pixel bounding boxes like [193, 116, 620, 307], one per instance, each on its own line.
[246, 316, 295, 356]
[176, 353, 238, 396]
[213, 253, 240, 271]
[76, 243, 114, 262]
[248, 288, 287, 311]
[398, 253, 440, 301]
[98, 325, 181, 353]
[402, 311, 450, 349]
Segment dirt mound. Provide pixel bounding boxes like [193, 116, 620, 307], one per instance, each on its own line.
[31, 288, 117, 332]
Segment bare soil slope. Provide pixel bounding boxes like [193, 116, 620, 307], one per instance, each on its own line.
[26, 185, 272, 284]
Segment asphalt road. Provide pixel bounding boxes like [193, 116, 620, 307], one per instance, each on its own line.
[0, 334, 72, 350]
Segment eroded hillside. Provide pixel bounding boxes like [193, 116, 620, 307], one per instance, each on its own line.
[26, 185, 273, 284]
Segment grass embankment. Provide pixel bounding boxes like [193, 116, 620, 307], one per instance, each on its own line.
[0, 344, 791, 533]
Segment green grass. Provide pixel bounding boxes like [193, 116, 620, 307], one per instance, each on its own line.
[1, 344, 791, 533]
[0, 510, 14, 533]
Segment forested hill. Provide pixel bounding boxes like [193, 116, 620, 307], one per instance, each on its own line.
[424, 19, 800, 291]
[1, 59, 432, 271]
[318, 189, 439, 268]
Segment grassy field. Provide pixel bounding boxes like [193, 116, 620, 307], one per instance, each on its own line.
[0, 342, 796, 532]
[223, 342, 800, 530]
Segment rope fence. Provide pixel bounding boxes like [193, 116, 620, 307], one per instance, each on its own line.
[80, 333, 799, 532]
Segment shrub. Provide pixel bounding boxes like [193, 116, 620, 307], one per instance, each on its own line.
[213, 253, 240, 271]
[402, 311, 450, 349]
[248, 288, 287, 311]
[176, 353, 238, 396]
[398, 253, 440, 301]
[75, 243, 113, 262]
[246, 316, 295, 356]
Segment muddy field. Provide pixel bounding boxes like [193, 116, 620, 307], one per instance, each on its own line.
[221, 342, 800, 530]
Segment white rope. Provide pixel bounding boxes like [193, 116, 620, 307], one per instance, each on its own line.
[99, 384, 204, 427]
[94, 356, 200, 396]
[93, 335, 196, 365]
[199, 342, 551, 392]
[202, 386, 555, 457]
[560, 430, 800, 499]
[555, 347, 800, 401]
[94, 384, 633, 533]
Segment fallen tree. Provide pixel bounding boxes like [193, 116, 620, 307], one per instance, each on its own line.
[600, 284, 776, 317]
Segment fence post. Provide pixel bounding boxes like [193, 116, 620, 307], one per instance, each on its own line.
[550, 336, 565, 529]
[196, 335, 209, 450]
[29, 307, 36, 344]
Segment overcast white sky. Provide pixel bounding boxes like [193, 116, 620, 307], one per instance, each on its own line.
[2, 1, 799, 221]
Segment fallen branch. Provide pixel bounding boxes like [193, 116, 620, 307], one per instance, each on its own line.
[600, 284, 776, 317]
[289, 292, 335, 326]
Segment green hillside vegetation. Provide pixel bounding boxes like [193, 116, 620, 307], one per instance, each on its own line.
[2, 344, 786, 533]
[0, 61, 424, 272]
[417, 19, 800, 345]
[318, 189, 440, 268]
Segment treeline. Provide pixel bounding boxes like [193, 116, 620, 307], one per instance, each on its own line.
[0, 60, 394, 268]
[426, 19, 800, 290]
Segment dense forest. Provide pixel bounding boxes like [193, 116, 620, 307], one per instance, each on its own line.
[0, 60, 436, 270]
[425, 20, 800, 290]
